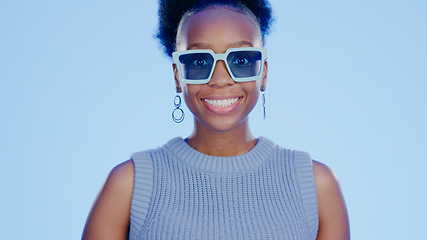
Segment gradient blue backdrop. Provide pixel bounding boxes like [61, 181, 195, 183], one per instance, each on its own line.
[1, 0, 426, 239]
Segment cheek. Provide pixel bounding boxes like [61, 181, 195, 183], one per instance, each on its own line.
[182, 85, 201, 106]
[244, 82, 262, 110]
[243, 81, 261, 97]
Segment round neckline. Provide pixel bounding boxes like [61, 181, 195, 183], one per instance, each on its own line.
[164, 136, 276, 174]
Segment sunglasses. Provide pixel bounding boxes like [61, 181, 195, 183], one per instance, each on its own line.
[172, 47, 267, 84]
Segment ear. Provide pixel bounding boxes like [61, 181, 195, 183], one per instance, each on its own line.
[260, 60, 268, 91]
[173, 63, 182, 93]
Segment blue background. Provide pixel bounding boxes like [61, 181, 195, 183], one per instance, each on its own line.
[1, 0, 426, 239]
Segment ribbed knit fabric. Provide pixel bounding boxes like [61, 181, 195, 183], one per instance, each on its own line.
[129, 137, 318, 239]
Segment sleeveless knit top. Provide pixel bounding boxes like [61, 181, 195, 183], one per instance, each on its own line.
[129, 137, 318, 239]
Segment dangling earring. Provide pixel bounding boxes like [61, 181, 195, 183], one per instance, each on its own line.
[261, 88, 266, 121]
[172, 93, 185, 123]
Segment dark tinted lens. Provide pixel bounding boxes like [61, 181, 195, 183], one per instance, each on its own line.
[179, 53, 214, 80]
[227, 51, 262, 78]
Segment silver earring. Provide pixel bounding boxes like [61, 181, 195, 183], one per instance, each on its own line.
[261, 89, 266, 121]
[172, 94, 185, 123]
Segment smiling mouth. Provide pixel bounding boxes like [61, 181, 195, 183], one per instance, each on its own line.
[203, 97, 241, 108]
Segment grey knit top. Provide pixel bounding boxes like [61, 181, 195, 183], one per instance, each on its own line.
[129, 137, 318, 239]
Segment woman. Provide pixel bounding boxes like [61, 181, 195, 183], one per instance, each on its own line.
[82, 0, 350, 239]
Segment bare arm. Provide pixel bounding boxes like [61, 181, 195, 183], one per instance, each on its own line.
[82, 160, 134, 240]
[313, 160, 350, 240]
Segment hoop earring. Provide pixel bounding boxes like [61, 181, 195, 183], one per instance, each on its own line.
[261, 90, 266, 121]
[172, 94, 185, 123]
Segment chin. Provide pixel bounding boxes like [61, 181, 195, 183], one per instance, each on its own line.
[197, 116, 247, 133]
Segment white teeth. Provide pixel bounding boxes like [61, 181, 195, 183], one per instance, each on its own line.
[204, 98, 239, 108]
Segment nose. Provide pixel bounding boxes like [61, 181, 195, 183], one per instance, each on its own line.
[207, 60, 235, 88]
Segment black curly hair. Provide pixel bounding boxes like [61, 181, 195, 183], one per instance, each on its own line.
[156, 0, 274, 57]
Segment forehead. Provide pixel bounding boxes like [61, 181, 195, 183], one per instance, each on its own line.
[176, 7, 262, 51]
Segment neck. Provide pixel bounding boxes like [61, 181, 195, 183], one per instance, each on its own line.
[186, 119, 257, 157]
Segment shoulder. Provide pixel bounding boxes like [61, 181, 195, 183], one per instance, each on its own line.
[312, 161, 346, 207]
[102, 159, 135, 197]
[109, 159, 135, 185]
[312, 160, 350, 240]
[312, 160, 343, 209]
[102, 159, 135, 209]
[312, 160, 338, 189]
[82, 160, 135, 239]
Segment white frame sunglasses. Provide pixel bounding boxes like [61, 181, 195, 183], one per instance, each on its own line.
[172, 47, 267, 84]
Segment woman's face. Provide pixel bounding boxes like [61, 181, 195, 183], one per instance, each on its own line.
[174, 7, 267, 132]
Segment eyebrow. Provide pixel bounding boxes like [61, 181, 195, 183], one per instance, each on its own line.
[187, 40, 254, 50]
[228, 40, 254, 48]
